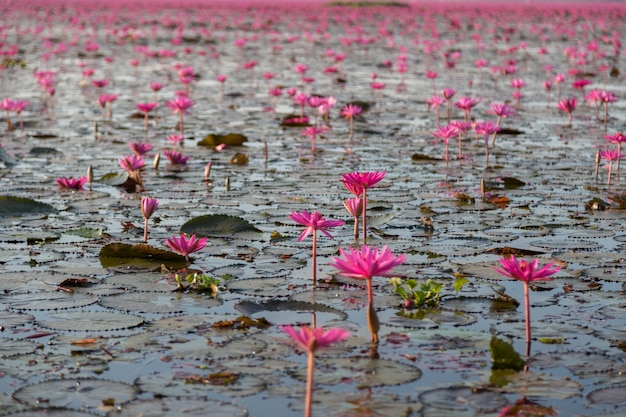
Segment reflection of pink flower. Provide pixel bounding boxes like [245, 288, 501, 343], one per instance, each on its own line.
[56, 176, 88, 190]
[165, 233, 208, 261]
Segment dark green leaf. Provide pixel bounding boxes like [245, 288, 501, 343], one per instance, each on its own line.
[490, 336, 525, 371]
[0, 196, 57, 217]
[181, 214, 262, 238]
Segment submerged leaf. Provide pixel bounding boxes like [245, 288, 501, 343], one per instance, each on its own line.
[181, 214, 262, 238]
[490, 336, 525, 371]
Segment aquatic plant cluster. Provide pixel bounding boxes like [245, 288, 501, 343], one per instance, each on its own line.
[1, 0, 626, 416]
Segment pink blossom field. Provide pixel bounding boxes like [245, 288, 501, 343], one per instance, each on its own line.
[1, 1, 626, 416]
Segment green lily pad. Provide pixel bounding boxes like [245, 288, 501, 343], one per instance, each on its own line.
[198, 133, 248, 147]
[180, 214, 262, 238]
[99, 172, 129, 186]
[234, 299, 348, 320]
[0, 196, 57, 217]
[98, 242, 188, 269]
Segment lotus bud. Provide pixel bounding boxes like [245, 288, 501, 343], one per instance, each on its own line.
[153, 152, 160, 170]
[87, 165, 93, 191]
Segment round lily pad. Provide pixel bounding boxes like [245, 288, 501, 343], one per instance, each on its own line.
[290, 357, 421, 388]
[0, 196, 57, 217]
[180, 214, 262, 238]
[0, 338, 43, 358]
[114, 398, 248, 417]
[0, 292, 98, 311]
[98, 242, 188, 269]
[12, 378, 138, 410]
[419, 386, 507, 413]
[37, 311, 145, 332]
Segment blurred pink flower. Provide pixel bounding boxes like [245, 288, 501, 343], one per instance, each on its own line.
[56, 176, 87, 190]
[289, 210, 344, 242]
[129, 142, 152, 156]
[119, 154, 145, 172]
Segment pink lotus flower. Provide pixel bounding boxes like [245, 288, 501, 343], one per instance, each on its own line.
[165, 134, 184, 150]
[163, 149, 190, 165]
[166, 96, 194, 138]
[119, 154, 145, 172]
[92, 79, 108, 88]
[129, 142, 152, 156]
[141, 197, 158, 242]
[56, 176, 88, 190]
[165, 233, 208, 262]
[9, 99, 28, 130]
[289, 210, 344, 242]
[454, 96, 478, 122]
[433, 124, 457, 162]
[599, 149, 623, 185]
[280, 325, 349, 417]
[136, 102, 158, 131]
[331, 244, 405, 342]
[340, 104, 363, 140]
[301, 126, 329, 153]
[557, 97, 577, 128]
[494, 255, 561, 352]
[343, 197, 363, 240]
[289, 210, 344, 284]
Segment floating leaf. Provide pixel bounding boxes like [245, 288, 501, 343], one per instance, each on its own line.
[234, 299, 348, 320]
[588, 385, 626, 406]
[0, 338, 43, 358]
[98, 242, 188, 269]
[419, 386, 508, 413]
[490, 336, 525, 371]
[0, 292, 98, 311]
[38, 311, 144, 331]
[12, 378, 138, 411]
[112, 398, 248, 417]
[502, 177, 526, 189]
[198, 133, 248, 147]
[290, 357, 421, 388]
[181, 214, 262, 238]
[99, 171, 129, 186]
[0, 196, 56, 217]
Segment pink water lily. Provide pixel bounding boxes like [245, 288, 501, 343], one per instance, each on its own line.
[342, 197, 363, 240]
[289, 210, 344, 285]
[557, 97, 577, 128]
[119, 154, 145, 172]
[129, 142, 152, 156]
[165, 233, 208, 262]
[136, 102, 158, 131]
[163, 149, 190, 165]
[166, 96, 194, 139]
[331, 244, 405, 342]
[340, 104, 363, 141]
[494, 255, 561, 353]
[280, 325, 349, 417]
[341, 171, 385, 242]
[140, 197, 158, 242]
[56, 176, 87, 190]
